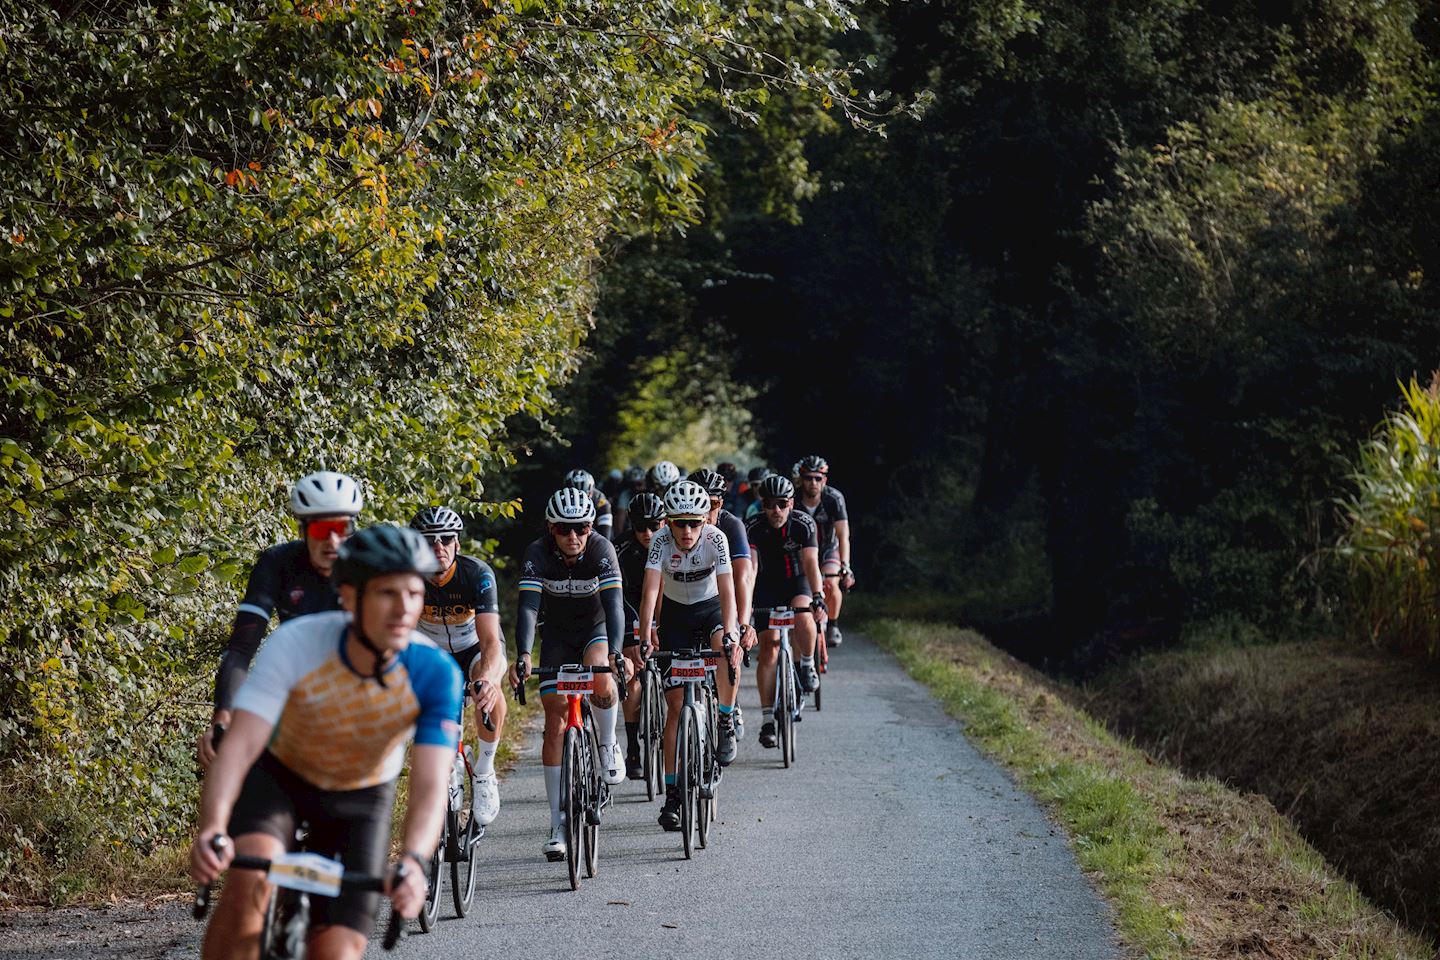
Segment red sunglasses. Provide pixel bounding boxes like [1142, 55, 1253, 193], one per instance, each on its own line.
[306, 517, 355, 540]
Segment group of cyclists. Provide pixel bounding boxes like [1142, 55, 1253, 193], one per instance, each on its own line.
[188, 457, 855, 959]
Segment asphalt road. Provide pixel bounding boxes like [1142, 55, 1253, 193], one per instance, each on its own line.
[374, 630, 1119, 960]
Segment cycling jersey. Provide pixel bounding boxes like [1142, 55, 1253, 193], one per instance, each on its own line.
[232, 611, 463, 792]
[746, 510, 818, 603]
[593, 490, 614, 534]
[645, 524, 732, 605]
[714, 509, 750, 562]
[793, 486, 848, 554]
[214, 539, 340, 712]
[615, 536, 649, 626]
[517, 535, 622, 636]
[417, 555, 499, 654]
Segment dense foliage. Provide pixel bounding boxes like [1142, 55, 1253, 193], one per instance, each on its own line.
[561, 0, 1440, 667]
[0, 0, 867, 898]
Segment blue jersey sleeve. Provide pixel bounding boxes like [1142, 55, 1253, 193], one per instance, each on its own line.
[403, 641, 464, 748]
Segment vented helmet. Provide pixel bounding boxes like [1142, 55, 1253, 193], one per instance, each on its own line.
[290, 471, 364, 517]
[409, 506, 464, 536]
[794, 455, 829, 476]
[664, 480, 711, 519]
[623, 465, 645, 485]
[688, 468, 728, 497]
[564, 468, 596, 494]
[747, 466, 772, 485]
[757, 474, 795, 501]
[629, 492, 666, 523]
[545, 487, 597, 524]
[646, 461, 681, 493]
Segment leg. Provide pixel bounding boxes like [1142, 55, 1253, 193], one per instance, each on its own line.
[791, 593, 820, 693]
[583, 639, 626, 783]
[470, 657, 506, 825]
[622, 642, 645, 773]
[200, 833, 284, 960]
[755, 630, 780, 748]
[822, 559, 844, 630]
[661, 686, 685, 778]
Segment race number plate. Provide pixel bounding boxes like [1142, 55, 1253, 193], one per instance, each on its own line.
[267, 852, 343, 897]
[670, 658, 707, 682]
[556, 667, 594, 694]
[769, 608, 795, 629]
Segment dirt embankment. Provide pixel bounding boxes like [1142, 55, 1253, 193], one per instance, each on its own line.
[1085, 639, 1440, 938]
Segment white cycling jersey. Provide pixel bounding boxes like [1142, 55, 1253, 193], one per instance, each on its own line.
[645, 524, 732, 605]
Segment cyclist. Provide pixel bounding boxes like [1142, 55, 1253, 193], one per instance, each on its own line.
[745, 474, 826, 749]
[510, 488, 628, 861]
[409, 506, 507, 827]
[565, 468, 614, 540]
[615, 491, 667, 776]
[691, 467, 757, 734]
[637, 480, 741, 831]
[189, 525, 462, 960]
[611, 465, 646, 535]
[198, 470, 364, 768]
[646, 460, 681, 496]
[741, 466, 771, 522]
[716, 462, 741, 515]
[792, 455, 854, 646]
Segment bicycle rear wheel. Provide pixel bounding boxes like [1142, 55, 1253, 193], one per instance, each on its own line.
[645, 667, 665, 800]
[562, 727, 584, 890]
[780, 661, 796, 769]
[677, 706, 695, 860]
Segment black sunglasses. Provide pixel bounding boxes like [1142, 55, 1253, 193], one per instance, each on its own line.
[762, 499, 790, 510]
[671, 518, 703, 529]
[423, 533, 458, 546]
[554, 521, 592, 535]
[636, 521, 664, 533]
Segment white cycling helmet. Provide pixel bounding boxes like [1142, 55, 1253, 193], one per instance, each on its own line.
[647, 460, 681, 493]
[545, 487, 597, 524]
[564, 468, 596, 494]
[663, 480, 710, 520]
[290, 471, 364, 517]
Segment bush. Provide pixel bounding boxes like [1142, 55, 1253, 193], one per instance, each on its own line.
[1334, 375, 1440, 657]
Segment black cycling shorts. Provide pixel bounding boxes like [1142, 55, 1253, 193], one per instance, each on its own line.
[751, 576, 810, 614]
[538, 626, 607, 694]
[228, 751, 397, 936]
[658, 597, 723, 689]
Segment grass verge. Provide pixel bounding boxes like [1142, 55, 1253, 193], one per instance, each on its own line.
[863, 616, 1433, 960]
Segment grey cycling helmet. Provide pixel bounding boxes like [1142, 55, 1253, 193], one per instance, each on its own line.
[747, 466, 772, 485]
[629, 492, 666, 523]
[757, 474, 795, 500]
[409, 506, 464, 536]
[688, 468, 728, 497]
[794, 454, 829, 476]
[623, 465, 645, 485]
[332, 524, 438, 588]
[564, 468, 596, 494]
[291, 471, 364, 517]
[664, 479, 711, 519]
[646, 461, 681, 493]
[545, 486, 597, 524]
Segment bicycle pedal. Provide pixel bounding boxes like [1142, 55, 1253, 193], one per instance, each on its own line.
[698, 785, 714, 800]
[586, 809, 601, 826]
[545, 849, 566, 863]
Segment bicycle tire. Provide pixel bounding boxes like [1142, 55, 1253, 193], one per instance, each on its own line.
[562, 727, 583, 890]
[677, 706, 695, 860]
[417, 826, 443, 931]
[814, 676, 823, 711]
[646, 667, 665, 800]
[780, 660, 795, 769]
[450, 774, 479, 918]
[582, 717, 600, 879]
[696, 707, 710, 850]
[638, 673, 656, 801]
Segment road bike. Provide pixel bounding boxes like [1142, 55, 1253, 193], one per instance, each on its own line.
[416, 685, 493, 931]
[633, 621, 666, 801]
[515, 657, 627, 890]
[766, 607, 801, 768]
[650, 644, 734, 859]
[193, 836, 407, 958]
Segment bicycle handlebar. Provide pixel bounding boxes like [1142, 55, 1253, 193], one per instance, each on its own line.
[648, 646, 738, 686]
[512, 658, 629, 707]
[193, 836, 408, 950]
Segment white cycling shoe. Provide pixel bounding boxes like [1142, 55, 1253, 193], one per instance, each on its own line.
[542, 827, 566, 862]
[471, 773, 500, 826]
[598, 742, 626, 785]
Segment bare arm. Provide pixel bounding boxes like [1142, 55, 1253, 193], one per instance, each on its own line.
[802, 546, 823, 597]
[472, 612, 506, 710]
[717, 571, 738, 637]
[638, 569, 663, 649]
[390, 743, 451, 918]
[835, 519, 851, 566]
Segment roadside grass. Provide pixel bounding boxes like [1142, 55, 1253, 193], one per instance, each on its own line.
[863, 617, 1433, 960]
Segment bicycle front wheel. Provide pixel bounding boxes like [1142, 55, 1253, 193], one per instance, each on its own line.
[780, 661, 796, 769]
[695, 707, 711, 850]
[450, 766, 479, 917]
[677, 706, 695, 860]
[645, 668, 665, 800]
[562, 727, 584, 890]
[418, 821, 444, 931]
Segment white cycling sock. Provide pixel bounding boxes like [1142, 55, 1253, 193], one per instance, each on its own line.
[544, 764, 562, 830]
[800, 655, 815, 668]
[593, 703, 618, 747]
[473, 738, 497, 777]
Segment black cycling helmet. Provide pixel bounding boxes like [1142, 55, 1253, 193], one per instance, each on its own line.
[333, 524, 440, 588]
[688, 468, 728, 497]
[794, 454, 829, 476]
[757, 474, 795, 500]
[409, 506, 464, 536]
[747, 466, 772, 485]
[630, 491, 666, 523]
